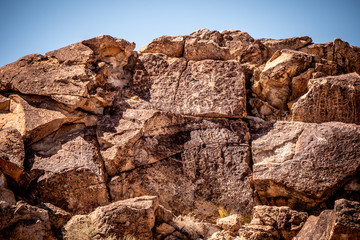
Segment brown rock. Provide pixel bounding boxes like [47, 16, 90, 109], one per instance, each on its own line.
[238, 225, 279, 240]
[252, 121, 360, 209]
[156, 223, 176, 236]
[260, 36, 312, 57]
[291, 73, 360, 124]
[0, 128, 29, 188]
[174, 60, 247, 117]
[108, 117, 253, 220]
[0, 95, 10, 111]
[38, 202, 71, 230]
[221, 30, 255, 59]
[294, 199, 360, 240]
[29, 124, 109, 214]
[247, 205, 308, 240]
[97, 109, 189, 176]
[131, 53, 247, 117]
[0, 35, 135, 114]
[0, 201, 54, 240]
[2, 95, 96, 144]
[216, 214, 242, 232]
[63, 196, 158, 240]
[140, 35, 185, 57]
[184, 29, 230, 61]
[253, 49, 313, 110]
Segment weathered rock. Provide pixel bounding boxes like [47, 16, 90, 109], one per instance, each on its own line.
[252, 121, 360, 209]
[221, 30, 255, 60]
[108, 117, 253, 220]
[97, 109, 190, 176]
[291, 73, 360, 124]
[253, 49, 313, 110]
[0, 201, 54, 240]
[130, 53, 247, 117]
[128, 53, 187, 111]
[1, 94, 96, 144]
[174, 60, 247, 117]
[0, 186, 16, 205]
[0, 128, 29, 188]
[217, 214, 242, 232]
[245, 205, 308, 240]
[0, 95, 10, 111]
[184, 29, 230, 61]
[294, 199, 360, 240]
[0, 35, 135, 114]
[63, 196, 158, 240]
[140, 35, 185, 57]
[156, 223, 176, 237]
[299, 39, 360, 74]
[38, 202, 71, 230]
[238, 225, 279, 240]
[208, 230, 238, 240]
[29, 124, 109, 214]
[260, 36, 312, 57]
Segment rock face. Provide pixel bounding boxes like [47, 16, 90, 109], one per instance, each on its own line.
[294, 199, 360, 240]
[63, 196, 158, 240]
[252, 121, 360, 210]
[291, 72, 360, 124]
[0, 29, 360, 239]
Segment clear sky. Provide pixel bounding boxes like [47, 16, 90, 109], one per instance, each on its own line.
[0, 0, 359, 67]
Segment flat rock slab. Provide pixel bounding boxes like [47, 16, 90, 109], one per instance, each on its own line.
[132, 53, 247, 118]
[291, 72, 360, 124]
[252, 121, 360, 209]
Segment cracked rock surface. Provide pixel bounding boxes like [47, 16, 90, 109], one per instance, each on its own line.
[0, 29, 359, 239]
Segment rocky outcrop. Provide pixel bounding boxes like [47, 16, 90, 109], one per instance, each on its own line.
[291, 72, 360, 124]
[252, 121, 360, 210]
[294, 199, 360, 240]
[0, 29, 360, 239]
[63, 196, 158, 240]
[107, 116, 253, 220]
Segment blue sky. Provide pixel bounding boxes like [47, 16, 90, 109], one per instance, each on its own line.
[0, 0, 359, 67]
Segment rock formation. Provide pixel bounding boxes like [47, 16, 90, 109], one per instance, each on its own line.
[0, 29, 359, 239]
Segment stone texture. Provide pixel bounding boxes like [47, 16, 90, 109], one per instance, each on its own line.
[0, 201, 54, 240]
[130, 53, 247, 117]
[108, 117, 253, 220]
[0, 127, 29, 188]
[2, 94, 96, 145]
[216, 214, 242, 232]
[174, 60, 247, 117]
[184, 29, 230, 61]
[260, 36, 312, 58]
[97, 109, 190, 176]
[252, 121, 360, 209]
[140, 35, 185, 57]
[252, 49, 313, 110]
[246, 205, 308, 240]
[63, 196, 158, 240]
[294, 199, 360, 240]
[291, 72, 360, 124]
[0, 35, 135, 114]
[28, 125, 109, 214]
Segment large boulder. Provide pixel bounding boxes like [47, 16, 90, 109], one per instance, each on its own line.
[28, 124, 109, 214]
[252, 49, 313, 110]
[252, 121, 360, 210]
[0, 201, 54, 240]
[238, 205, 308, 240]
[140, 35, 185, 57]
[294, 199, 360, 240]
[63, 196, 158, 240]
[291, 72, 360, 124]
[0, 35, 135, 114]
[130, 53, 247, 118]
